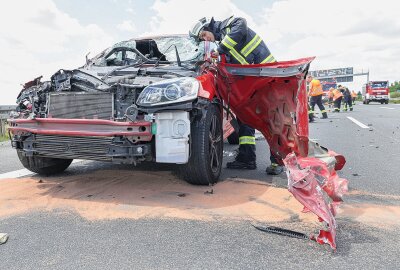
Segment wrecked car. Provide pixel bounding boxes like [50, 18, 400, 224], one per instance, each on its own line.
[8, 35, 348, 249]
[10, 35, 227, 185]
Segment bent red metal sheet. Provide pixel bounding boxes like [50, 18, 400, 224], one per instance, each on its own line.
[215, 57, 348, 249]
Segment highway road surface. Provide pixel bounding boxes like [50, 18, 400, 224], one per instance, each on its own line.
[1, 103, 399, 270]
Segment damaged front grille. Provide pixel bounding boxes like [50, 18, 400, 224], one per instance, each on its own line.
[48, 92, 113, 120]
[20, 134, 151, 163]
[33, 134, 113, 161]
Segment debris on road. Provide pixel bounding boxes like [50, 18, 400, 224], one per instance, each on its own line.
[252, 224, 309, 240]
[204, 189, 214, 195]
[0, 233, 8, 245]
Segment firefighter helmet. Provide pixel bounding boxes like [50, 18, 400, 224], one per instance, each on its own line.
[189, 17, 209, 40]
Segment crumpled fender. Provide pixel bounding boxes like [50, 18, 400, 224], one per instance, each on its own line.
[214, 57, 348, 249]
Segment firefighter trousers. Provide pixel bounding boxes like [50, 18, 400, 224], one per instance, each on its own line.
[309, 95, 327, 118]
[333, 97, 342, 112]
[343, 99, 353, 111]
[237, 120, 278, 164]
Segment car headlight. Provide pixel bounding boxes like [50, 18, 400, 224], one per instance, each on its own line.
[137, 77, 199, 107]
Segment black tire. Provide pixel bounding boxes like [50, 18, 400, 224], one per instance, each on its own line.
[17, 150, 73, 175]
[381, 101, 384, 104]
[227, 131, 239, 145]
[181, 104, 223, 185]
[385, 100, 389, 104]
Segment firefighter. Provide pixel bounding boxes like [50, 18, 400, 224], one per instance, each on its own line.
[307, 75, 328, 119]
[351, 90, 357, 105]
[332, 87, 344, 112]
[343, 87, 353, 111]
[189, 16, 283, 175]
[328, 87, 334, 111]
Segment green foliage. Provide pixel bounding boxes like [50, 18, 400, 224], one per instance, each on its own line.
[390, 81, 400, 93]
[0, 134, 10, 142]
[390, 92, 400, 98]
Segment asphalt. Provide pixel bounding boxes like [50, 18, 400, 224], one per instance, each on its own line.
[1, 102, 400, 269]
[1, 212, 399, 270]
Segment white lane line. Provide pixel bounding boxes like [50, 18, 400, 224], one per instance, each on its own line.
[0, 159, 83, 180]
[379, 107, 395, 110]
[0, 168, 34, 179]
[347, 117, 370, 129]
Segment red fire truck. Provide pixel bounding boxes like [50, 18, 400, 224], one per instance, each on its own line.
[362, 81, 389, 104]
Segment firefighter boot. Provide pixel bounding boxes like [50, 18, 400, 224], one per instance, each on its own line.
[227, 160, 257, 170]
[266, 163, 283, 175]
[308, 112, 315, 122]
[322, 112, 328, 119]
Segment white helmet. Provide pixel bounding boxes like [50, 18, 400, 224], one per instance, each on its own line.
[189, 17, 209, 40]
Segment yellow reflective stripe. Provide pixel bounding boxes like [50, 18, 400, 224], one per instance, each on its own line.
[224, 16, 235, 36]
[229, 48, 248, 64]
[240, 35, 262, 57]
[221, 35, 237, 50]
[239, 136, 255, 145]
[261, 54, 276, 64]
[226, 16, 235, 26]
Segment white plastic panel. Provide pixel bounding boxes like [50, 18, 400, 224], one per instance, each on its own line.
[155, 111, 190, 163]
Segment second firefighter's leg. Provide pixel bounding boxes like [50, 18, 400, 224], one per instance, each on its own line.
[316, 95, 328, 118]
[266, 151, 283, 175]
[349, 100, 353, 111]
[334, 99, 340, 112]
[309, 97, 316, 121]
[227, 123, 256, 170]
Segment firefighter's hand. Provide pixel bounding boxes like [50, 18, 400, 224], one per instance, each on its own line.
[211, 50, 219, 58]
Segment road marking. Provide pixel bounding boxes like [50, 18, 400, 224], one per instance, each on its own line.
[0, 159, 83, 180]
[347, 117, 370, 129]
[379, 107, 395, 110]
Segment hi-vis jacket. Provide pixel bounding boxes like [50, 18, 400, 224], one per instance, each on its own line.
[308, 79, 324, 96]
[332, 89, 344, 101]
[208, 16, 275, 65]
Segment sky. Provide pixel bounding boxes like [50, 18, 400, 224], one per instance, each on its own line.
[1, 0, 399, 105]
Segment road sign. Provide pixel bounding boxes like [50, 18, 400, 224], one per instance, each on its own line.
[310, 67, 354, 82]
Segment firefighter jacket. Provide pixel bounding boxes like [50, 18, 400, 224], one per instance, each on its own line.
[308, 79, 324, 96]
[328, 88, 334, 99]
[332, 89, 344, 101]
[343, 89, 352, 102]
[208, 16, 275, 65]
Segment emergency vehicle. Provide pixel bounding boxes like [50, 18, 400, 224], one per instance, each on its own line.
[362, 81, 389, 104]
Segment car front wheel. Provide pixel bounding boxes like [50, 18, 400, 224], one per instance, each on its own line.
[181, 103, 223, 185]
[17, 150, 73, 175]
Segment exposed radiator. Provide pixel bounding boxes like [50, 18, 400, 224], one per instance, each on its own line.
[33, 134, 113, 161]
[48, 92, 113, 119]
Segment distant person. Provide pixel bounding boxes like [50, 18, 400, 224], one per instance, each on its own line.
[343, 87, 353, 111]
[351, 90, 357, 105]
[307, 75, 328, 119]
[332, 86, 344, 112]
[328, 87, 334, 111]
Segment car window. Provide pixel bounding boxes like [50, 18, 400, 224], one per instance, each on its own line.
[154, 37, 209, 62]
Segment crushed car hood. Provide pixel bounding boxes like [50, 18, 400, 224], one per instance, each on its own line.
[215, 57, 348, 249]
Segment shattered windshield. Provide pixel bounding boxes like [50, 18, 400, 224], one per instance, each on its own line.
[152, 36, 205, 62]
[89, 36, 207, 66]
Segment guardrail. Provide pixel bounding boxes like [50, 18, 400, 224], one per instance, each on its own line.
[0, 105, 16, 136]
